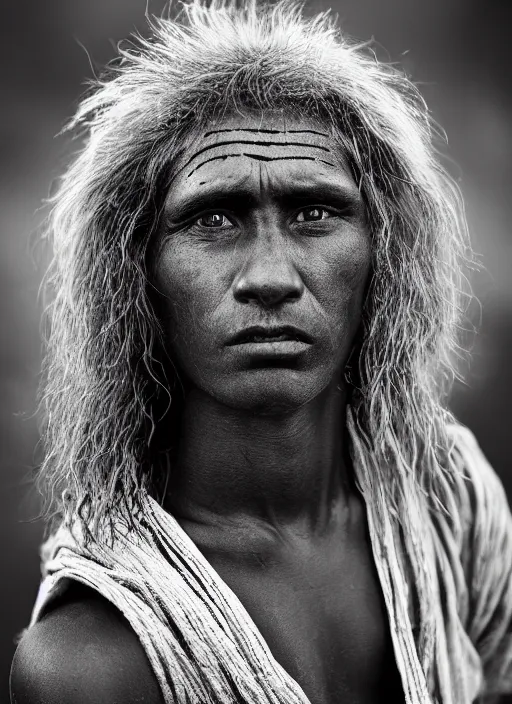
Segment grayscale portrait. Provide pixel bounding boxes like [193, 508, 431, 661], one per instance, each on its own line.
[5, 1, 512, 703]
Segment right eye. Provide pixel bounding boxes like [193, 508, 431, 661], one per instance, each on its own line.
[295, 207, 335, 222]
[196, 213, 233, 228]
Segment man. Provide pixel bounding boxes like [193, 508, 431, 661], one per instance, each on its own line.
[9, 1, 512, 703]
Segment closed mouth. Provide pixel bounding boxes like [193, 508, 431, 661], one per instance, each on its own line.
[248, 334, 298, 343]
[228, 326, 313, 345]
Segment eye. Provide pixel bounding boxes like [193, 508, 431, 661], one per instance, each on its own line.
[295, 207, 335, 222]
[196, 213, 233, 228]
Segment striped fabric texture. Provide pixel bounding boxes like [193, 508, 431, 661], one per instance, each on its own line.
[27, 422, 512, 703]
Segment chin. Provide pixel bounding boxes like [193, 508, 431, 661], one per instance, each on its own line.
[205, 367, 333, 415]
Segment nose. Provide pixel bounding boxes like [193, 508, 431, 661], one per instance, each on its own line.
[233, 228, 304, 308]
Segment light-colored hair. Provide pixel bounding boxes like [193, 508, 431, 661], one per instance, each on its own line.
[37, 0, 473, 679]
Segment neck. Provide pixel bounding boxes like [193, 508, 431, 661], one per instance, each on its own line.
[164, 377, 355, 535]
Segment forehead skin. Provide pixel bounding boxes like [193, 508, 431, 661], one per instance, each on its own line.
[163, 112, 361, 221]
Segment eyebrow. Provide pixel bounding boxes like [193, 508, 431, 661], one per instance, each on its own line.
[165, 180, 363, 224]
[204, 128, 329, 137]
[188, 153, 337, 177]
[179, 139, 331, 174]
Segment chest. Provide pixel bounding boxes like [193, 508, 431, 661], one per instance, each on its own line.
[192, 517, 405, 704]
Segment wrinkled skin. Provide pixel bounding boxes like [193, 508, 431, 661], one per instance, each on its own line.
[148, 112, 404, 704]
[153, 111, 370, 417]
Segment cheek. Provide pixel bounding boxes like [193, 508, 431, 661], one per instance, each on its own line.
[309, 229, 371, 358]
[318, 227, 371, 303]
[340, 227, 371, 285]
[153, 245, 217, 342]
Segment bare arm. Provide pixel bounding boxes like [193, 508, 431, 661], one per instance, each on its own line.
[10, 583, 166, 704]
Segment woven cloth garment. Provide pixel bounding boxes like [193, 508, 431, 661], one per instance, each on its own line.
[27, 421, 512, 704]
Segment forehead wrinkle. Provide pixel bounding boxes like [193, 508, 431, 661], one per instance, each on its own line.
[164, 161, 363, 226]
[199, 164, 358, 203]
[204, 127, 329, 137]
[188, 154, 337, 177]
[179, 139, 332, 174]
[165, 119, 357, 207]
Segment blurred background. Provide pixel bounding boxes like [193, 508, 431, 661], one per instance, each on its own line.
[1, 0, 511, 700]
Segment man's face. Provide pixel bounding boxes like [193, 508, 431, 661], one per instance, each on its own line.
[152, 112, 371, 413]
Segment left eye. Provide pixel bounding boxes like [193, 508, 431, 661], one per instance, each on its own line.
[197, 213, 232, 228]
[295, 207, 334, 222]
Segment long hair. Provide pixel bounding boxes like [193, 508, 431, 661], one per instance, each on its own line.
[37, 0, 473, 684]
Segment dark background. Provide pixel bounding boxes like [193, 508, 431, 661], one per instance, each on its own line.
[1, 0, 511, 700]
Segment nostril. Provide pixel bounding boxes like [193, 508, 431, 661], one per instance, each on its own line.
[234, 279, 303, 307]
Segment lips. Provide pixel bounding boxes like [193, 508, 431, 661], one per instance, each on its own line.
[227, 325, 314, 345]
[249, 334, 292, 343]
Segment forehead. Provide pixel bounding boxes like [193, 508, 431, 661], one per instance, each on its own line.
[165, 111, 356, 208]
[184, 110, 333, 149]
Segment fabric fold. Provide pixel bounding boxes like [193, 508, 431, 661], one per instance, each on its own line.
[27, 420, 512, 703]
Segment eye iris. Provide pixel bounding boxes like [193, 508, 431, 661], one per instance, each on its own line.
[200, 213, 225, 227]
[303, 208, 325, 221]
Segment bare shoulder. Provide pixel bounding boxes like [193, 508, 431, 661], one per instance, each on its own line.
[10, 581, 166, 704]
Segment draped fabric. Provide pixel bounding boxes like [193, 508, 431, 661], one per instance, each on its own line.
[27, 423, 512, 703]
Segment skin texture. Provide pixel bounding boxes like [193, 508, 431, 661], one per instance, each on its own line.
[10, 581, 166, 704]
[153, 111, 371, 530]
[149, 112, 403, 702]
[10, 112, 404, 704]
